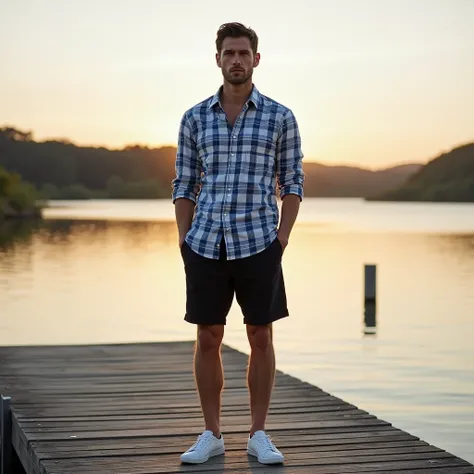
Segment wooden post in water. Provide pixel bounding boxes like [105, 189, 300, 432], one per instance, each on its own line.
[1, 395, 12, 474]
[364, 264, 377, 334]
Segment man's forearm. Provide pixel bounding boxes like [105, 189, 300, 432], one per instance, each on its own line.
[175, 198, 196, 245]
[278, 194, 301, 240]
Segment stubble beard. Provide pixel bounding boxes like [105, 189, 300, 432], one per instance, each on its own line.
[223, 68, 253, 85]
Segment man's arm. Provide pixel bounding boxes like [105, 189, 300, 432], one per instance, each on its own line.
[276, 109, 305, 251]
[171, 112, 201, 247]
[277, 194, 301, 250]
[175, 198, 196, 247]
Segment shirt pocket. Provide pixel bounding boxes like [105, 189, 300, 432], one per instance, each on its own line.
[242, 153, 275, 177]
[245, 131, 277, 157]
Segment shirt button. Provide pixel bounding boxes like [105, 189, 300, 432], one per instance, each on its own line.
[233, 135, 236, 138]
[231, 153, 234, 157]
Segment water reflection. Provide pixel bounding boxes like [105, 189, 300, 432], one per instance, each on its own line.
[0, 219, 41, 251]
[431, 234, 474, 264]
[32, 219, 177, 246]
[1, 219, 179, 269]
[363, 300, 377, 336]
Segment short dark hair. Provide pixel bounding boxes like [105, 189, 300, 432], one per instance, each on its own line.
[216, 23, 258, 55]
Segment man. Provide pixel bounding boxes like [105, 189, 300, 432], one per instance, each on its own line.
[172, 22, 304, 465]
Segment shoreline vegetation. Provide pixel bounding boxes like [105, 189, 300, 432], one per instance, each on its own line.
[0, 165, 43, 223]
[0, 126, 473, 209]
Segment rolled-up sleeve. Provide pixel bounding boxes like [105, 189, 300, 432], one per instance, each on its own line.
[171, 112, 201, 204]
[276, 109, 305, 201]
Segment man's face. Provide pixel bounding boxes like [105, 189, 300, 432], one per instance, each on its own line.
[216, 36, 260, 85]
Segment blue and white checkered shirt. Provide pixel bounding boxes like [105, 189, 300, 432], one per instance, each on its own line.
[172, 84, 304, 260]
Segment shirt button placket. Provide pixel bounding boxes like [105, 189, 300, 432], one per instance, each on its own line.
[224, 114, 244, 258]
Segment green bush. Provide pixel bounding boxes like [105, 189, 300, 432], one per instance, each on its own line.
[60, 184, 93, 200]
[37, 178, 169, 201]
[107, 176, 126, 197]
[8, 181, 39, 211]
[40, 183, 61, 200]
[106, 176, 167, 199]
[0, 166, 21, 196]
[1, 165, 40, 217]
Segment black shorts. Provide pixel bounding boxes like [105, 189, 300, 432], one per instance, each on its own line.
[180, 237, 289, 326]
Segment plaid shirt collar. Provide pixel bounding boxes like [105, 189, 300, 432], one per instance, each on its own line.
[208, 84, 261, 111]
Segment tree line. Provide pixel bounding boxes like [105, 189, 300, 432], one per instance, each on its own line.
[0, 126, 176, 200]
[3, 125, 470, 202]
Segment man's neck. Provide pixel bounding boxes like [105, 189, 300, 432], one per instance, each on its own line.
[221, 81, 253, 108]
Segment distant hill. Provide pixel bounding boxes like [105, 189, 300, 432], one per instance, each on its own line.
[369, 143, 474, 202]
[302, 162, 422, 197]
[0, 126, 421, 199]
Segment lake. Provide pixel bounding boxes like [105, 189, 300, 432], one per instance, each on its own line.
[1, 198, 473, 463]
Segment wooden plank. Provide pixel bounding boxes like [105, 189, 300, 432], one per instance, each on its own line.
[16, 402, 360, 419]
[1, 395, 12, 474]
[18, 411, 374, 430]
[25, 425, 404, 444]
[32, 436, 423, 457]
[33, 440, 439, 459]
[0, 341, 472, 473]
[16, 419, 392, 442]
[28, 427, 409, 447]
[11, 418, 36, 474]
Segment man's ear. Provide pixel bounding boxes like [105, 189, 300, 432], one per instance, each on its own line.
[254, 52, 260, 67]
[216, 52, 221, 68]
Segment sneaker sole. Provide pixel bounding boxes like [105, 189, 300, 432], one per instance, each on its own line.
[180, 446, 225, 464]
[247, 447, 284, 464]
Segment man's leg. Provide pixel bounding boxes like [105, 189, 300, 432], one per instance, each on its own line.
[180, 325, 226, 464]
[232, 238, 287, 435]
[179, 240, 232, 464]
[195, 324, 225, 437]
[179, 240, 234, 463]
[232, 237, 287, 464]
[246, 323, 274, 435]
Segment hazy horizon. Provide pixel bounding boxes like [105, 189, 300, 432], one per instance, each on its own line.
[1, 0, 473, 168]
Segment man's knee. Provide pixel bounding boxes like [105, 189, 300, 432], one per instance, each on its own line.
[197, 325, 224, 352]
[247, 324, 272, 351]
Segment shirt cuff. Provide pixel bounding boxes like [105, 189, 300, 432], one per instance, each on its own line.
[172, 189, 197, 204]
[280, 185, 304, 201]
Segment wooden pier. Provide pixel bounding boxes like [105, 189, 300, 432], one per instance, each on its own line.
[1, 341, 473, 473]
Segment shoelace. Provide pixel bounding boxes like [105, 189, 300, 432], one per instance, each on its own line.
[190, 434, 213, 452]
[258, 434, 278, 453]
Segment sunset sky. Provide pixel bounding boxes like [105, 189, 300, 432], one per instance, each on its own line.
[1, 0, 473, 168]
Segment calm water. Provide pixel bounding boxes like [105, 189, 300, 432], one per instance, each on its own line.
[1, 198, 473, 463]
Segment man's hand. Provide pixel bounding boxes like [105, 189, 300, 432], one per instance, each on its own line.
[277, 194, 301, 254]
[277, 230, 289, 253]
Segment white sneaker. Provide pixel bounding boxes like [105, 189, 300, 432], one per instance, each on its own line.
[247, 430, 284, 464]
[180, 430, 225, 464]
